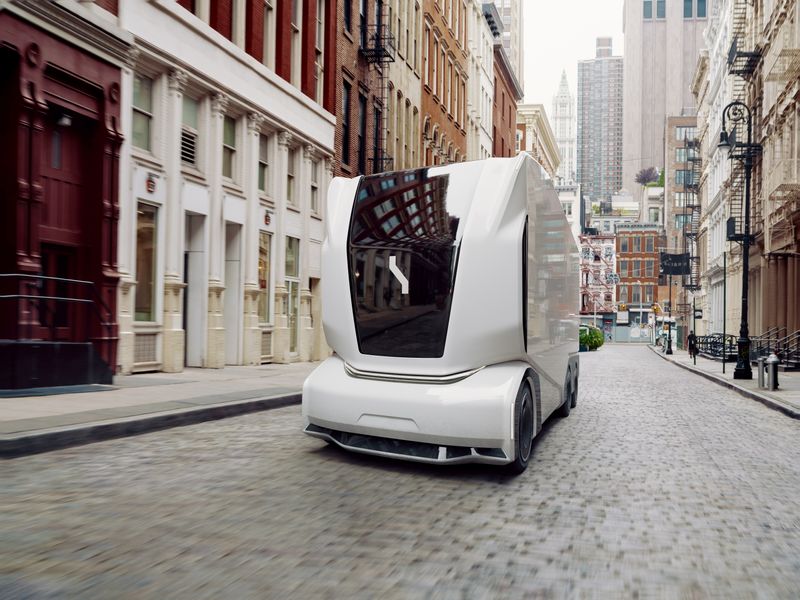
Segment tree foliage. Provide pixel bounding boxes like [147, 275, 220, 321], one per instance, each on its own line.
[635, 167, 659, 185]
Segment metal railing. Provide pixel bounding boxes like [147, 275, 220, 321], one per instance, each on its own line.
[696, 333, 738, 360]
[776, 331, 800, 368]
[0, 273, 116, 370]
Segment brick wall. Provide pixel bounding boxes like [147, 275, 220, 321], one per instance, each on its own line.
[245, 0, 264, 62]
[493, 53, 516, 158]
[210, 0, 233, 40]
[95, 0, 118, 15]
[334, 0, 381, 177]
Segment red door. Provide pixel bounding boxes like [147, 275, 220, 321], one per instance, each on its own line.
[38, 244, 80, 341]
[37, 111, 89, 342]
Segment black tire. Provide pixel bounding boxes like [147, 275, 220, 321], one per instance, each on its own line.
[571, 372, 578, 408]
[506, 380, 535, 475]
[557, 371, 572, 418]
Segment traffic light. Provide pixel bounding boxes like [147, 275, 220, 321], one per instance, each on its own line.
[618, 303, 627, 312]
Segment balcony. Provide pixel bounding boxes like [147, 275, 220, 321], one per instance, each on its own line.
[727, 36, 761, 78]
[766, 159, 800, 202]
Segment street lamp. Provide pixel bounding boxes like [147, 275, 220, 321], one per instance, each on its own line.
[717, 100, 761, 380]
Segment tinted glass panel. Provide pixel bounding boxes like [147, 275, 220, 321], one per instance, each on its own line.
[348, 168, 460, 358]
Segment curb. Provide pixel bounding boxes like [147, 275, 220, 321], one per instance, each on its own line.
[0, 392, 302, 459]
[648, 346, 800, 420]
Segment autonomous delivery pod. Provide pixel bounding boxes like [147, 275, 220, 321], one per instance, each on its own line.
[302, 155, 580, 472]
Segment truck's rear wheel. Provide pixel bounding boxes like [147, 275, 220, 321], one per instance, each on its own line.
[557, 370, 572, 418]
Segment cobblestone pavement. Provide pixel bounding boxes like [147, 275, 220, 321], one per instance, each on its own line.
[2, 345, 800, 599]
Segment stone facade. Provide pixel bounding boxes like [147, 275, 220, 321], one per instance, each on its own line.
[516, 105, 560, 179]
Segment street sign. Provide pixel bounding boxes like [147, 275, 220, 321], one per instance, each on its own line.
[694, 310, 703, 319]
[659, 252, 691, 275]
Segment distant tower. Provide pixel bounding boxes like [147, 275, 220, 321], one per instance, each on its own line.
[551, 70, 575, 184]
[577, 37, 624, 202]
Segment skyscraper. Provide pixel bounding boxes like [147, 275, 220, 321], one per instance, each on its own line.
[577, 38, 624, 202]
[551, 71, 576, 184]
[621, 0, 710, 194]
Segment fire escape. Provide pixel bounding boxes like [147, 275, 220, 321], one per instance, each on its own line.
[361, 1, 396, 173]
[579, 235, 616, 315]
[725, 0, 761, 242]
[683, 138, 702, 292]
[763, 1, 800, 253]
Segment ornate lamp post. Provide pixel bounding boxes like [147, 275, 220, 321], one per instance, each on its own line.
[717, 101, 761, 380]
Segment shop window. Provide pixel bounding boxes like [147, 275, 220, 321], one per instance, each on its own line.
[135, 203, 158, 321]
[132, 74, 153, 151]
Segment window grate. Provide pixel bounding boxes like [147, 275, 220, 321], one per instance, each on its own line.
[181, 129, 197, 166]
[261, 330, 273, 362]
[134, 332, 158, 364]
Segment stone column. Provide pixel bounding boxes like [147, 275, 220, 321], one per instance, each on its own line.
[272, 131, 291, 362]
[242, 112, 265, 365]
[206, 93, 228, 368]
[299, 144, 315, 361]
[161, 69, 188, 372]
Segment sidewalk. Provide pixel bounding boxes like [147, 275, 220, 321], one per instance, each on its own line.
[649, 345, 800, 419]
[0, 362, 319, 458]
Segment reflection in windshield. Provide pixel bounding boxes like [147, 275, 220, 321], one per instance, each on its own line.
[348, 169, 458, 358]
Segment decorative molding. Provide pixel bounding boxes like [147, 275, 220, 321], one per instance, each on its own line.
[325, 157, 336, 177]
[303, 144, 317, 160]
[247, 112, 266, 134]
[211, 93, 229, 117]
[168, 68, 189, 93]
[124, 46, 141, 70]
[277, 131, 293, 148]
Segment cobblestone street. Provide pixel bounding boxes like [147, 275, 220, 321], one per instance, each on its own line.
[2, 344, 800, 598]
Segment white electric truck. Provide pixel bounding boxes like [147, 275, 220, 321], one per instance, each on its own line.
[302, 154, 580, 472]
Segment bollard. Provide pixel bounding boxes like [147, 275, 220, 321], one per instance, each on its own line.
[767, 353, 780, 391]
[757, 357, 766, 389]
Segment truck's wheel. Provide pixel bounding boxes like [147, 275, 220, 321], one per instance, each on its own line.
[557, 371, 572, 418]
[507, 380, 534, 474]
[571, 373, 578, 408]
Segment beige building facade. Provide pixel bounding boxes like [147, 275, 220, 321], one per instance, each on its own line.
[516, 104, 561, 180]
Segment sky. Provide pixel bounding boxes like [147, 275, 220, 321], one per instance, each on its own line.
[523, 0, 625, 115]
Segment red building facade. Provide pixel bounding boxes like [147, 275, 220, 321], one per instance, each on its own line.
[0, 6, 130, 387]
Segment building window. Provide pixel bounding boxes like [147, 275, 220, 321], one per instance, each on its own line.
[344, 0, 351, 31]
[645, 285, 654, 303]
[646, 236, 654, 252]
[342, 81, 351, 165]
[132, 74, 153, 151]
[258, 133, 270, 193]
[310, 158, 320, 213]
[619, 285, 629, 303]
[359, 0, 367, 48]
[619, 260, 628, 276]
[357, 93, 367, 175]
[633, 237, 641, 252]
[633, 259, 642, 277]
[181, 96, 199, 167]
[656, 0, 665, 18]
[676, 126, 696, 141]
[135, 203, 158, 322]
[373, 106, 381, 173]
[291, 0, 302, 86]
[620, 237, 629, 252]
[697, 0, 706, 17]
[285, 236, 300, 354]
[632, 285, 641, 303]
[643, 0, 652, 18]
[684, 0, 692, 18]
[258, 232, 272, 323]
[676, 169, 693, 186]
[287, 147, 297, 206]
[315, 0, 325, 103]
[676, 148, 687, 162]
[222, 116, 236, 179]
[645, 259, 655, 277]
[649, 207, 661, 223]
[263, 0, 275, 70]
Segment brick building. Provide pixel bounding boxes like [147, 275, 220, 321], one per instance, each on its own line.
[615, 223, 666, 325]
[421, 0, 469, 164]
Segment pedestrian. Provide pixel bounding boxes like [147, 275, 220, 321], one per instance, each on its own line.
[687, 330, 697, 359]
